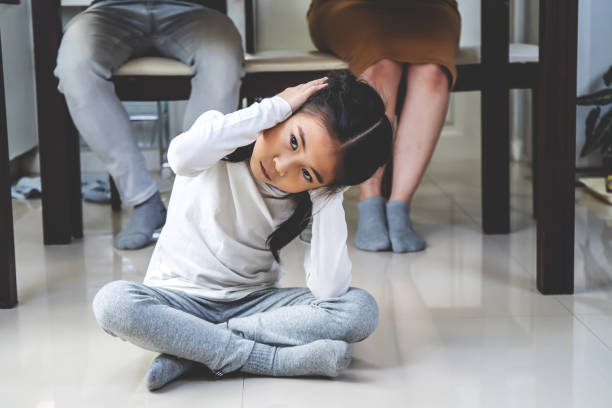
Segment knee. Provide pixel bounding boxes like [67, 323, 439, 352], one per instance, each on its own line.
[336, 288, 379, 343]
[406, 63, 449, 92]
[92, 280, 140, 334]
[55, 54, 107, 98]
[363, 58, 402, 83]
[193, 47, 244, 84]
[191, 18, 244, 77]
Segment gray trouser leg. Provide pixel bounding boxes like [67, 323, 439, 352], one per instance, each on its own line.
[92, 280, 256, 375]
[92, 281, 379, 375]
[55, 7, 158, 206]
[152, 6, 245, 127]
[54, 2, 244, 205]
[226, 287, 380, 346]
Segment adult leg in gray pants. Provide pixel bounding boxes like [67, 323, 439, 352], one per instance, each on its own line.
[54, 1, 244, 250]
[92, 280, 379, 390]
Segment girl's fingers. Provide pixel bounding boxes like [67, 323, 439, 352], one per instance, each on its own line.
[306, 82, 328, 94]
[304, 77, 328, 88]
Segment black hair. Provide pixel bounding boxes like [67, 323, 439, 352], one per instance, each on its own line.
[224, 71, 392, 262]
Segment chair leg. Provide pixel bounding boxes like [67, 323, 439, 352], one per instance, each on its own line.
[156, 101, 164, 170]
[32, 0, 75, 245]
[162, 101, 171, 169]
[480, 0, 510, 234]
[65, 98, 83, 239]
[481, 87, 511, 234]
[536, 0, 577, 295]
[0, 31, 17, 308]
[531, 89, 539, 220]
[109, 175, 121, 212]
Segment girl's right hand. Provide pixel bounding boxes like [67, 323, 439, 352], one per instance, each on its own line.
[276, 77, 328, 112]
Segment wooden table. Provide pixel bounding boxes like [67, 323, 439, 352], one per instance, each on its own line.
[8, 0, 577, 309]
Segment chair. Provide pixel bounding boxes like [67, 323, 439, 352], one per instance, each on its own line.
[239, 0, 540, 235]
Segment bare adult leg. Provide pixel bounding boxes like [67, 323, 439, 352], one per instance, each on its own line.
[353, 59, 402, 251]
[386, 63, 450, 252]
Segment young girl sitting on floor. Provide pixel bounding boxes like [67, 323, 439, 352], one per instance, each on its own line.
[92, 72, 392, 391]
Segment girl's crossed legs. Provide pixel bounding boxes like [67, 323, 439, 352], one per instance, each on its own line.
[92, 280, 378, 389]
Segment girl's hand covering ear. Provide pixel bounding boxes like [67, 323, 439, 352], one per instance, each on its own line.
[277, 77, 328, 112]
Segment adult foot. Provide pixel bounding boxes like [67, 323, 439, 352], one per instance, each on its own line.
[386, 201, 426, 253]
[114, 191, 166, 250]
[146, 354, 194, 391]
[354, 197, 391, 251]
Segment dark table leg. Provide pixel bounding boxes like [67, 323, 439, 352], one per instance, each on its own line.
[536, 0, 578, 294]
[0, 31, 17, 309]
[31, 0, 83, 245]
[480, 0, 510, 234]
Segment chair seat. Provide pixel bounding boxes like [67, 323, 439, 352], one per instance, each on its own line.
[245, 44, 539, 73]
[245, 50, 349, 73]
[456, 43, 539, 64]
[114, 57, 194, 76]
[113, 43, 539, 78]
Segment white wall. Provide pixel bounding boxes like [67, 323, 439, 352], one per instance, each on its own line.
[255, 0, 482, 51]
[508, 0, 612, 169]
[255, 0, 313, 51]
[0, 1, 38, 160]
[576, 0, 612, 168]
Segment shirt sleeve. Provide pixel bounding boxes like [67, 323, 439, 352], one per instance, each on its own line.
[303, 191, 352, 299]
[167, 96, 292, 177]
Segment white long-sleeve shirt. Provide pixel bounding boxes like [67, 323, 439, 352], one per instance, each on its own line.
[143, 96, 352, 301]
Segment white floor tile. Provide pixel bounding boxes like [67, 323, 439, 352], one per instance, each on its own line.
[243, 316, 612, 408]
[4, 131, 612, 407]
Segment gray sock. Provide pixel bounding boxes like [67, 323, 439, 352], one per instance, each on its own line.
[146, 354, 194, 391]
[354, 197, 391, 251]
[114, 191, 166, 250]
[386, 201, 426, 253]
[241, 340, 351, 378]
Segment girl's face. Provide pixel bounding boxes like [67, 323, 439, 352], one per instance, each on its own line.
[250, 112, 340, 193]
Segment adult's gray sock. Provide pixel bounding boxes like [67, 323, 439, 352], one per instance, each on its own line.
[386, 200, 426, 253]
[146, 354, 194, 391]
[241, 340, 351, 378]
[114, 191, 166, 250]
[354, 197, 391, 251]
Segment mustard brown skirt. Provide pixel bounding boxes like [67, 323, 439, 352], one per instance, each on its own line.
[307, 0, 461, 88]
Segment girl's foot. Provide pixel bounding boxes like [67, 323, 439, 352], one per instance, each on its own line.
[146, 354, 194, 391]
[242, 340, 351, 377]
[386, 201, 426, 252]
[354, 197, 391, 251]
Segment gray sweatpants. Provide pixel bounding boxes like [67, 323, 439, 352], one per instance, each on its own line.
[92, 280, 379, 376]
[54, 1, 244, 206]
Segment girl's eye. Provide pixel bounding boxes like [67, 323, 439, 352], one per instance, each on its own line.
[302, 169, 313, 182]
[290, 135, 298, 150]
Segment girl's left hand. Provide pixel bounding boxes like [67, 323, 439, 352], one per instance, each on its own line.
[276, 77, 328, 112]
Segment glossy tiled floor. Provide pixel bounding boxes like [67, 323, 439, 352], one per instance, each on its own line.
[3, 133, 612, 407]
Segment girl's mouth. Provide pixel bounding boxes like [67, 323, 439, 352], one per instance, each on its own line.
[260, 161, 272, 181]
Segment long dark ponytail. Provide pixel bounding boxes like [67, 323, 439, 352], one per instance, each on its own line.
[224, 71, 392, 262]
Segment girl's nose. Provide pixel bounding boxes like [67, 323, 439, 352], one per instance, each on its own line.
[273, 155, 294, 177]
